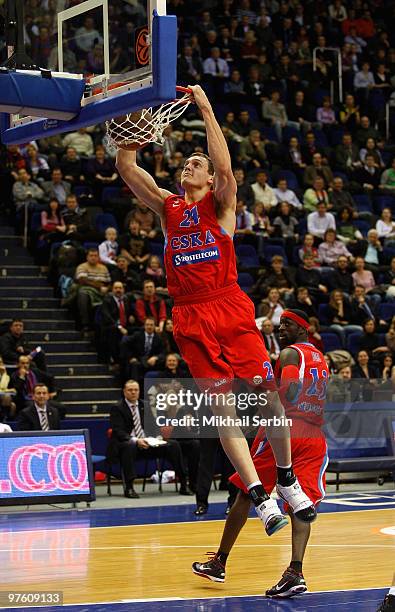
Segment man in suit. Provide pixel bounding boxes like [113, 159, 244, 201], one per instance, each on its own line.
[120, 316, 164, 383]
[107, 379, 191, 498]
[260, 319, 281, 365]
[17, 384, 61, 431]
[100, 281, 136, 365]
[10, 354, 56, 412]
[41, 168, 72, 208]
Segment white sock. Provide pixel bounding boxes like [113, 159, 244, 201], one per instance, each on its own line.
[276, 464, 292, 469]
[247, 481, 262, 491]
[389, 587, 395, 596]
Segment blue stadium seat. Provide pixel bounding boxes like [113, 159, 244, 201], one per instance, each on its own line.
[95, 213, 118, 233]
[383, 247, 395, 262]
[148, 242, 165, 259]
[333, 171, 348, 183]
[374, 195, 395, 212]
[353, 194, 373, 213]
[353, 219, 371, 237]
[319, 267, 335, 283]
[318, 303, 331, 325]
[83, 242, 99, 250]
[263, 245, 288, 265]
[379, 303, 395, 321]
[283, 125, 301, 143]
[237, 272, 254, 291]
[276, 169, 299, 191]
[236, 244, 259, 268]
[312, 128, 328, 147]
[298, 218, 308, 236]
[329, 128, 345, 146]
[30, 211, 42, 232]
[346, 332, 363, 354]
[261, 126, 279, 143]
[321, 332, 342, 352]
[102, 186, 121, 203]
[74, 185, 93, 198]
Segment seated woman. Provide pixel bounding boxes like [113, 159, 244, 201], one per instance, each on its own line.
[40, 198, 66, 242]
[327, 289, 363, 347]
[318, 228, 353, 267]
[351, 256, 381, 309]
[351, 349, 379, 401]
[144, 255, 167, 292]
[357, 318, 389, 357]
[336, 206, 364, 252]
[272, 202, 299, 263]
[376, 207, 395, 247]
[257, 287, 285, 325]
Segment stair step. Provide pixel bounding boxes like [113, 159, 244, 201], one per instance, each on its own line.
[0, 277, 48, 287]
[46, 352, 98, 364]
[64, 400, 115, 415]
[62, 388, 121, 401]
[57, 375, 116, 389]
[0, 309, 71, 321]
[0, 298, 60, 309]
[0, 266, 41, 277]
[0, 287, 54, 297]
[49, 363, 111, 375]
[43, 341, 92, 351]
[0, 236, 23, 246]
[18, 320, 74, 331]
[25, 330, 82, 342]
[0, 247, 31, 256]
[0, 256, 33, 265]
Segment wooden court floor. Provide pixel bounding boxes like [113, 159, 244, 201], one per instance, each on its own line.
[1, 507, 394, 605]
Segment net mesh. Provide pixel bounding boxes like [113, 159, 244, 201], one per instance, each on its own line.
[105, 92, 191, 151]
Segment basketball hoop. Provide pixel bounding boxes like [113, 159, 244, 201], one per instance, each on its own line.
[105, 86, 192, 151]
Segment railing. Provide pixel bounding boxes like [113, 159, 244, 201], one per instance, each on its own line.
[313, 46, 343, 103]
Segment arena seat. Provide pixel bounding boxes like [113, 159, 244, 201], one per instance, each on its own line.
[237, 272, 254, 292]
[235, 244, 259, 268]
[102, 186, 121, 203]
[346, 332, 363, 354]
[263, 244, 288, 265]
[321, 332, 343, 352]
[275, 169, 299, 191]
[95, 212, 118, 233]
[378, 303, 395, 321]
[353, 219, 371, 237]
[318, 303, 331, 326]
[354, 194, 373, 213]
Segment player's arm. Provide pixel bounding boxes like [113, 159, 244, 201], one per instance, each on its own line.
[115, 149, 172, 220]
[189, 85, 237, 211]
[279, 347, 301, 404]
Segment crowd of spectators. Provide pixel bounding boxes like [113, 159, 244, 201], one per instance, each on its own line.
[1, 0, 395, 496]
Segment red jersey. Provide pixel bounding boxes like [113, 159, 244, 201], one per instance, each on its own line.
[163, 191, 237, 300]
[275, 342, 329, 430]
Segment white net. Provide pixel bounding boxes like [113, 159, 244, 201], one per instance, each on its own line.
[105, 92, 191, 151]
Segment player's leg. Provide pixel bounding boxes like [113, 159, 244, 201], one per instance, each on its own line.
[173, 304, 287, 535]
[266, 511, 310, 598]
[218, 293, 316, 523]
[192, 490, 251, 582]
[377, 573, 395, 611]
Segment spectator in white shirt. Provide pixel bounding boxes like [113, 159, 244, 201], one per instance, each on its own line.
[354, 62, 375, 101]
[307, 202, 336, 240]
[99, 227, 119, 266]
[274, 178, 302, 209]
[251, 170, 277, 211]
[75, 16, 103, 53]
[235, 200, 254, 232]
[203, 47, 229, 78]
[376, 207, 395, 245]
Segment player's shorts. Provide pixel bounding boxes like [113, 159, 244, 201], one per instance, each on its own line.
[172, 283, 276, 392]
[229, 428, 328, 511]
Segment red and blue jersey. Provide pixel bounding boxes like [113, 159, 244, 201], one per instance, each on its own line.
[163, 191, 237, 300]
[275, 342, 329, 429]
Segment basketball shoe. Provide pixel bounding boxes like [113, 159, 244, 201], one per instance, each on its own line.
[255, 496, 289, 536]
[266, 567, 307, 598]
[377, 594, 395, 611]
[192, 552, 225, 583]
[276, 478, 317, 523]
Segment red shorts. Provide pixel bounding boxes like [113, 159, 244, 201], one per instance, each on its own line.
[172, 284, 276, 392]
[229, 429, 328, 511]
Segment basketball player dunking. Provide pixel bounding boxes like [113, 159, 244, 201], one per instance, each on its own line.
[192, 309, 329, 598]
[116, 85, 316, 534]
